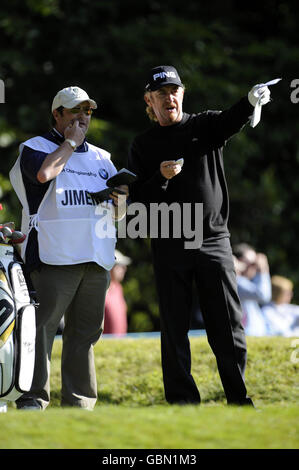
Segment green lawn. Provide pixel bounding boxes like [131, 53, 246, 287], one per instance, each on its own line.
[0, 336, 298, 449]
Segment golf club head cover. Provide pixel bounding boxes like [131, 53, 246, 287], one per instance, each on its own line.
[0, 226, 26, 244]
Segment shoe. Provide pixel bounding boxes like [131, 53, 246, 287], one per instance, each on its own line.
[228, 397, 255, 407]
[18, 405, 42, 411]
[16, 398, 42, 411]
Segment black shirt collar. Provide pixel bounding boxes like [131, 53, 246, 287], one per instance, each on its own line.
[154, 112, 190, 131]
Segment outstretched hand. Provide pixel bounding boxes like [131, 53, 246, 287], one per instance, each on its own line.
[248, 85, 271, 107]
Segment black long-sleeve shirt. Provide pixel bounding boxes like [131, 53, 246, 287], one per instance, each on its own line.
[128, 97, 253, 250]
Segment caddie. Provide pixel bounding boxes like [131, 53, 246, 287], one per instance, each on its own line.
[10, 86, 128, 410]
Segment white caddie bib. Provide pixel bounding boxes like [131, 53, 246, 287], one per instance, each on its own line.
[9, 136, 118, 271]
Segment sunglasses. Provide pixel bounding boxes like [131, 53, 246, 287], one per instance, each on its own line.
[69, 106, 93, 116]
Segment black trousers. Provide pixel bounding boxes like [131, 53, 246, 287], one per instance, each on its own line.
[152, 237, 253, 405]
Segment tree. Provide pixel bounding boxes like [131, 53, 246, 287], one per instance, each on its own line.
[1, 0, 299, 330]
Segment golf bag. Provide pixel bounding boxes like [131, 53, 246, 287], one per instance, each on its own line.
[0, 243, 36, 402]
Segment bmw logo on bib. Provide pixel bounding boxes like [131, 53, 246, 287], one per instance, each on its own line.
[99, 168, 108, 179]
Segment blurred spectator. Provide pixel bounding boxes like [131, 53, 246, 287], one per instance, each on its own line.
[233, 243, 271, 336]
[262, 275, 299, 336]
[0, 402, 7, 413]
[103, 250, 131, 335]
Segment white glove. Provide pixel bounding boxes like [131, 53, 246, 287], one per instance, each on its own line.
[248, 84, 271, 107]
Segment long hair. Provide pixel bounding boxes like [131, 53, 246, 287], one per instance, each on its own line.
[144, 91, 158, 122]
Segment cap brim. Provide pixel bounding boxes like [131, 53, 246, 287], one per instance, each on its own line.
[63, 98, 97, 109]
[146, 80, 183, 92]
[114, 250, 131, 265]
[115, 257, 131, 266]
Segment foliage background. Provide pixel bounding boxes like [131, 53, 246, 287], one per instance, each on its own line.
[0, 0, 298, 331]
[1, 336, 299, 449]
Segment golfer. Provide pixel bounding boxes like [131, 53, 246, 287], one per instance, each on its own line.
[128, 65, 271, 406]
[10, 86, 128, 410]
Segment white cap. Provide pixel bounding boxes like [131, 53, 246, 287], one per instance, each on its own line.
[114, 250, 131, 266]
[51, 86, 97, 112]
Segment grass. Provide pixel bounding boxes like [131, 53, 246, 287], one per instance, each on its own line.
[0, 335, 298, 450]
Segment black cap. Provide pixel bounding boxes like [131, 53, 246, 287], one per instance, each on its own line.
[145, 65, 183, 91]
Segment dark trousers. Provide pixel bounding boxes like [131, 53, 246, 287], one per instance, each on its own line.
[152, 237, 253, 405]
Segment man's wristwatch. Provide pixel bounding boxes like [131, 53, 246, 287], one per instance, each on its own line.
[65, 139, 77, 151]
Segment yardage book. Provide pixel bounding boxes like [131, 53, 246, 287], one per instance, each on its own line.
[89, 168, 137, 203]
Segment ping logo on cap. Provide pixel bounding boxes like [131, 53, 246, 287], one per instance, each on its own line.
[146, 65, 182, 91]
[153, 71, 177, 81]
